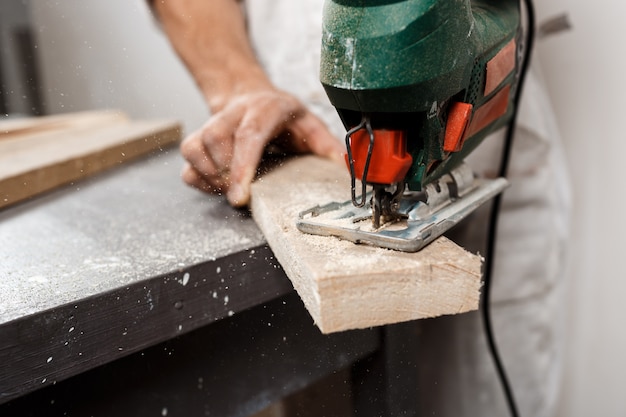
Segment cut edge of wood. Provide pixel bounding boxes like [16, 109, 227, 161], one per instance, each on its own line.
[250, 187, 323, 323]
[315, 244, 483, 333]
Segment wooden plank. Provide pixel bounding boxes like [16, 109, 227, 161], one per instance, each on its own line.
[251, 156, 482, 334]
[0, 109, 128, 140]
[0, 114, 181, 209]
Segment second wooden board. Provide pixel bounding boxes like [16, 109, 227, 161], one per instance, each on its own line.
[0, 113, 181, 209]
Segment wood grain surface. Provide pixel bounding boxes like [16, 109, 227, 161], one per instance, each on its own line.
[0, 110, 128, 140]
[0, 111, 181, 209]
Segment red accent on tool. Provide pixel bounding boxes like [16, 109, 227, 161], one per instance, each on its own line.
[466, 84, 511, 138]
[444, 102, 473, 153]
[484, 38, 516, 96]
[345, 129, 413, 184]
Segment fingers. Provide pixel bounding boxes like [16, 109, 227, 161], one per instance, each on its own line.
[181, 163, 212, 192]
[288, 111, 345, 163]
[180, 108, 239, 173]
[180, 130, 217, 179]
[199, 110, 237, 169]
[179, 104, 242, 193]
[179, 89, 345, 208]
[227, 95, 296, 206]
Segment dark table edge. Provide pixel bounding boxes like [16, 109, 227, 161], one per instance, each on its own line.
[0, 243, 294, 404]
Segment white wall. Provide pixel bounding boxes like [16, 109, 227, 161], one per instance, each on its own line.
[0, 1, 33, 115]
[29, 0, 208, 134]
[29, 0, 626, 415]
[534, 1, 626, 415]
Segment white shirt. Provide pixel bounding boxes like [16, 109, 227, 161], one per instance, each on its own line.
[245, 2, 570, 415]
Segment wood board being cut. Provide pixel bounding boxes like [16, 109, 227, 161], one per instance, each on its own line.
[251, 156, 482, 334]
[0, 110, 181, 209]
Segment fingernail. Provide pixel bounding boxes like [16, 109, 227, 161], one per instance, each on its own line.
[227, 183, 250, 207]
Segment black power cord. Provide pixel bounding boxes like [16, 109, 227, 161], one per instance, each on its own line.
[481, 0, 535, 416]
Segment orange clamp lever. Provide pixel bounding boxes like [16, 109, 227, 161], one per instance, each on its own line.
[345, 129, 413, 185]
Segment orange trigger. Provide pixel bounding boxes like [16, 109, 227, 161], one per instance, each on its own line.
[443, 102, 473, 153]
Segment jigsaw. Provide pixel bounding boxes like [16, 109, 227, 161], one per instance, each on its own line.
[297, 0, 522, 252]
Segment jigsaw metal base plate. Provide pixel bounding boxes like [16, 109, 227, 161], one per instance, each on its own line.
[297, 167, 508, 252]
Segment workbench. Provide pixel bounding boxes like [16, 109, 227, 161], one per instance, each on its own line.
[0, 148, 420, 417]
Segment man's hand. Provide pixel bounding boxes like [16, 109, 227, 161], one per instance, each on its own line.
[180, 89, 343, 207]
[154, 0, 343, 207]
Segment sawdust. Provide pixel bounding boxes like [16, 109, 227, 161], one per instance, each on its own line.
[254, 156, 477, 275]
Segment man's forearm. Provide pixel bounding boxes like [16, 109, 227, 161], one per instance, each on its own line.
[153, 0, 272, 112]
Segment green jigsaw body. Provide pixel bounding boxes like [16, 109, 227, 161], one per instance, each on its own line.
[321, 0, 521, 191]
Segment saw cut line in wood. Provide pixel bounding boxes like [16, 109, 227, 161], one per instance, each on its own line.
[250, 155, 482, 334]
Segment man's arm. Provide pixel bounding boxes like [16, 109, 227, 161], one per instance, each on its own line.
[153, 0, 344, 206]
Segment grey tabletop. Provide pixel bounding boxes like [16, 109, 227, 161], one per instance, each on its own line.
[0, 148, 265, 324]
[0, 148, 295, 403]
